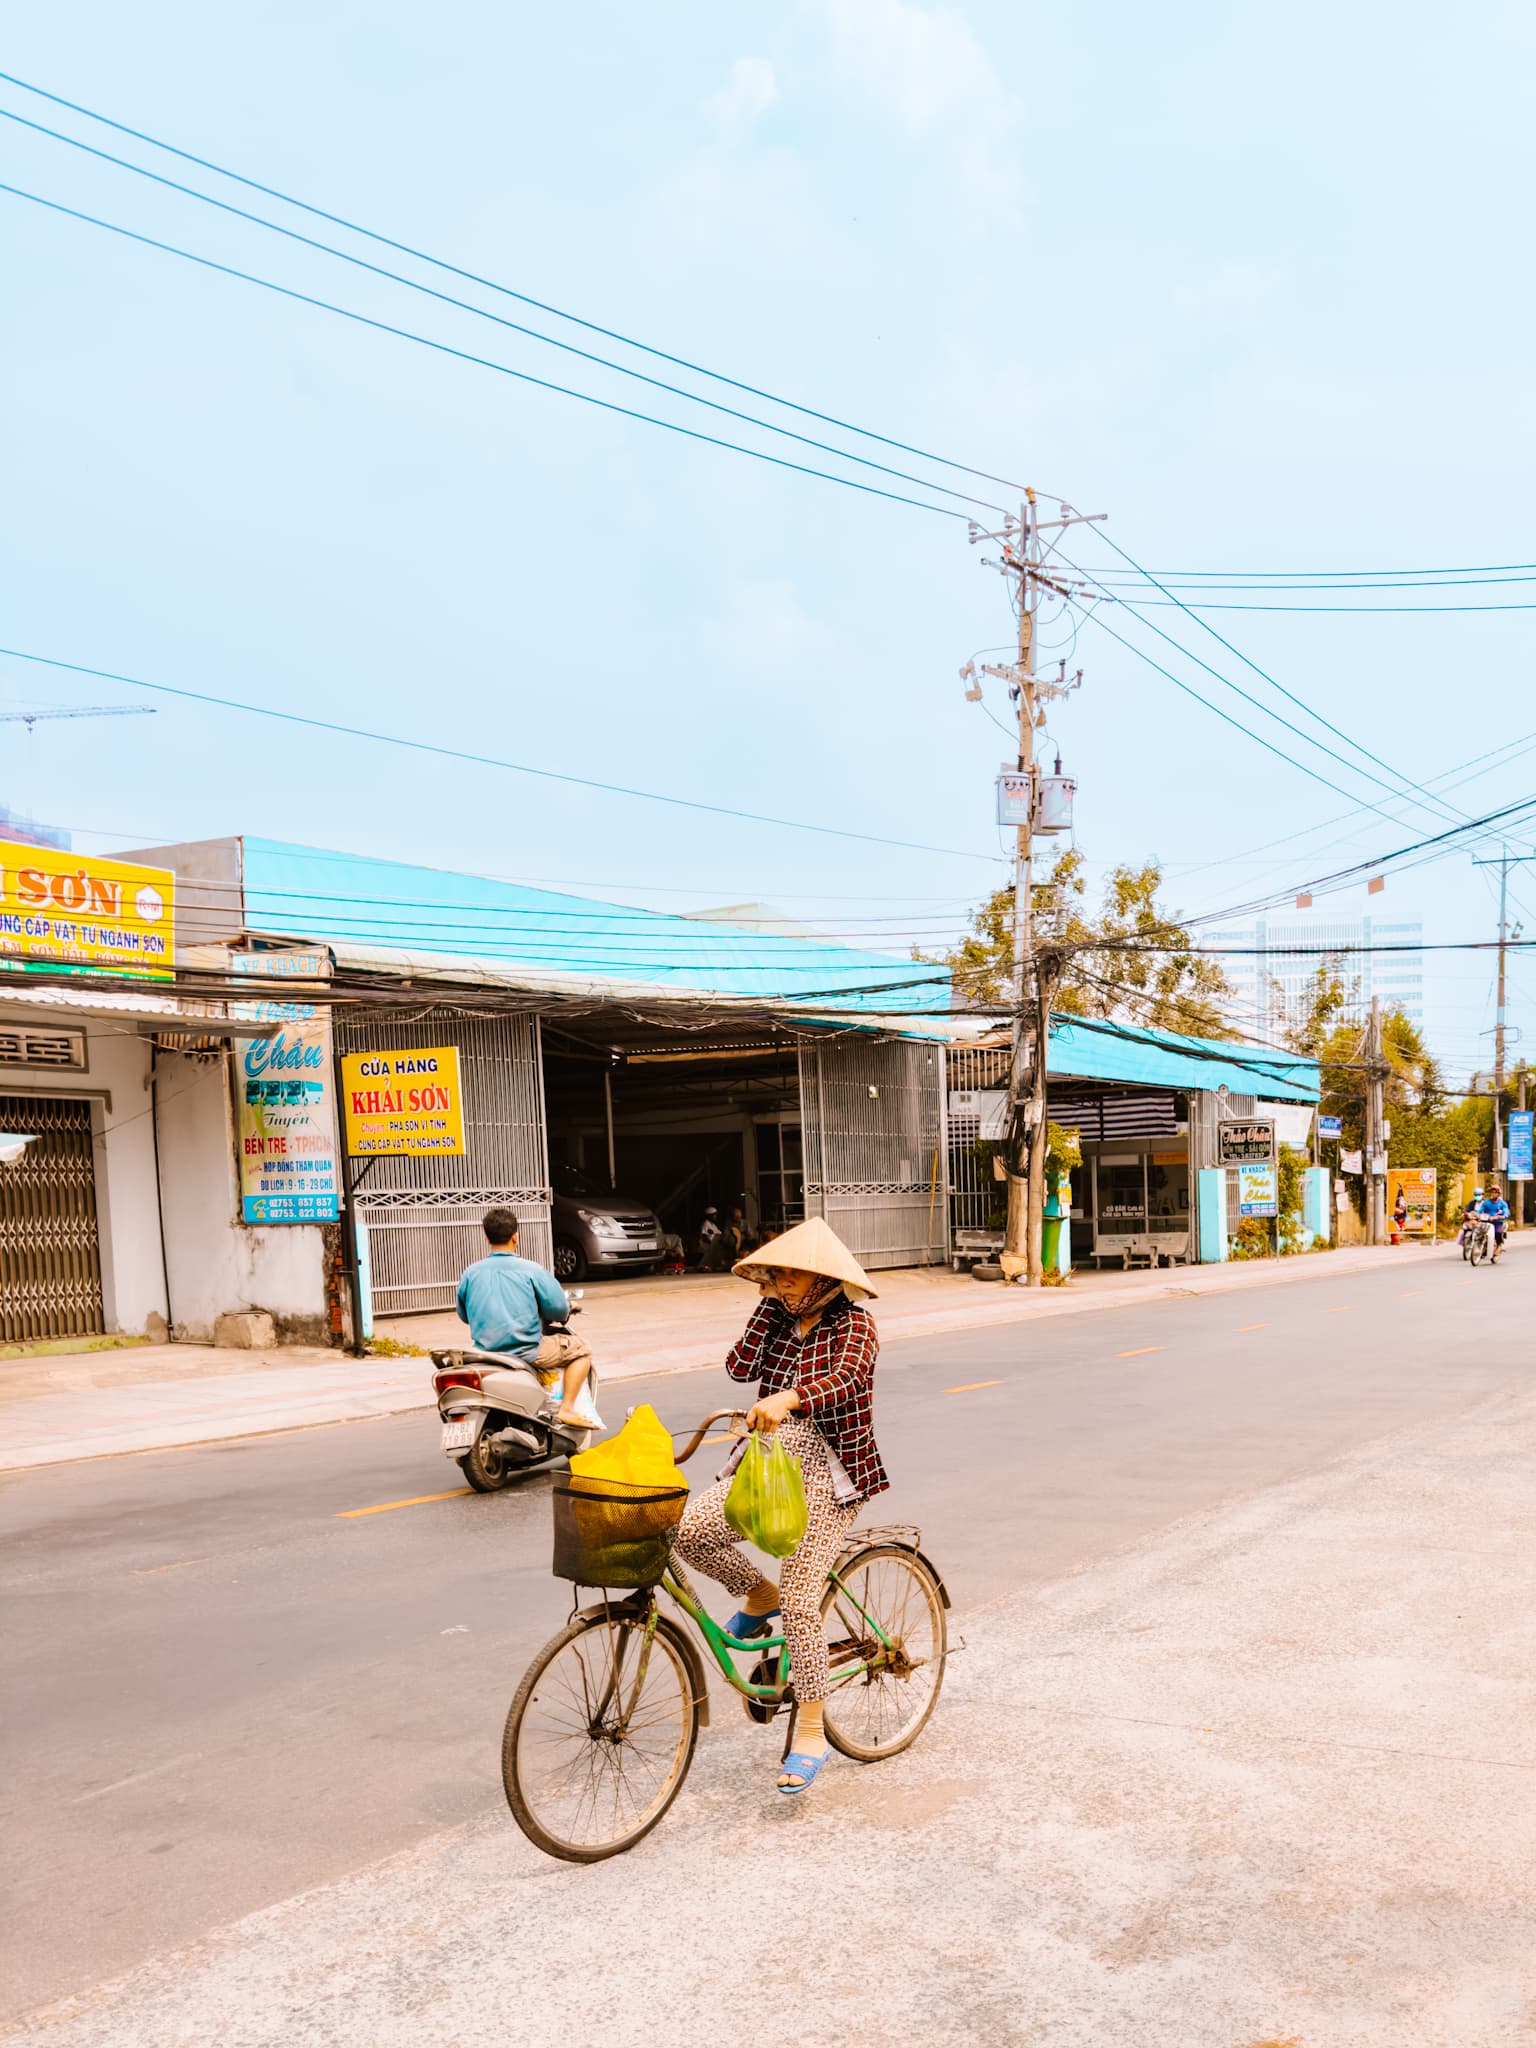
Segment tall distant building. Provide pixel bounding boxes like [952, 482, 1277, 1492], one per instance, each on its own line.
[0, 805, 70, 851]
[1205, 913, 1424, 1038]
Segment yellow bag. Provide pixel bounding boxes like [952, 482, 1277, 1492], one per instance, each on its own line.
[568, 1403, 688, 1493]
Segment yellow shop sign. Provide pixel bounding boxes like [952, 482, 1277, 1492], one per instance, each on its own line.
[340, 1045, 466, 1156]
[0, 841, 176, 980]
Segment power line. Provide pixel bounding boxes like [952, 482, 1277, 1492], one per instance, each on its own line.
[1101, 597, 1536, 614]
[1167, 728, 1536, 897]
[47, 821, 979, 904]
[1065, 541, 1465, 828]
[0, 644, 1003, 864]
[0, 178, 970, 524]
[1080, 561, 1536, 580]
[0, 103, 1010, 519]
[1172, 795, 1536, 933]
[0, 66, 1032, 499]
[1067, 605, 1401, 813]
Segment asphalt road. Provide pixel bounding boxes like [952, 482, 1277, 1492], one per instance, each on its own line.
[2, 1249, 1530, 2020]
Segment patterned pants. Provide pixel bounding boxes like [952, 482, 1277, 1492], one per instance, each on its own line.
[673, 1416, 859, 1703]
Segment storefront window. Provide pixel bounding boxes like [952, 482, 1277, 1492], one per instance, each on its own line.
[1147, 1158, 1190, 1222]
[1096, 1159, 1146, 1235]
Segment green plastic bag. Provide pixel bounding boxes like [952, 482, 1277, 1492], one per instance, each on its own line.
[723, 1432, 808, 1558]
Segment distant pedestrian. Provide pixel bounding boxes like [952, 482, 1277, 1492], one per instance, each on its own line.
[696, 1205, 726, 1270]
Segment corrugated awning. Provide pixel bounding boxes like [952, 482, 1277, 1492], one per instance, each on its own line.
[1047, 1014, 1319, 1104]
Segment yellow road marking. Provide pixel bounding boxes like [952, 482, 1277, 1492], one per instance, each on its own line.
[945, 1379, 1005, 1394]
[1116, 1346, 1164, 1358]
[1235, 1323, 1268, 1332]
[336, 1488, 473, 1519]
[1399, 1290, 1420, 1297]
[130, 1557, 209, 1576]
[1326, 1306, 1352, 1314]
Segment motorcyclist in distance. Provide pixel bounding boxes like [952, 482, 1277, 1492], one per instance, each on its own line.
[1476, 1182, 1511, 1263]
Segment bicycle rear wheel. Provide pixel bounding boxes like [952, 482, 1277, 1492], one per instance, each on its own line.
[821, 1544, 946, 1762]
[503, 1609, 699, 1862]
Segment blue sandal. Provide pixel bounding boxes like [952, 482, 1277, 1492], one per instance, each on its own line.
[726, 1606, 780, 1641]
[777, 1748, 830, 1796]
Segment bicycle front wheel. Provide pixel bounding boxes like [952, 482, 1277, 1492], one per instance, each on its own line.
[503, 1609, 700, 1862]
[821, 1544, 946, 1762]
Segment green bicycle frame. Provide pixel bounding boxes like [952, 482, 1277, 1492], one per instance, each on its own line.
[656, 1564, 896, 1703]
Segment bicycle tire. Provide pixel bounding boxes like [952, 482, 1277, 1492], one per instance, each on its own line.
[821, 1543, 947, 1763]
[502, 1609, 699, 1863]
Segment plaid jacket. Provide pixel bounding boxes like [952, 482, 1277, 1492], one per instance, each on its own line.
[726, 1293, 888, 1501]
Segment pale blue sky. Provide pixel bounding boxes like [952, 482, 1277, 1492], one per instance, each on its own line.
[2, 1, 1532, 1079]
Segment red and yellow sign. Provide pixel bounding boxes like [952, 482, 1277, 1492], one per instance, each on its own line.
[0, 841, 175, 980]
[340, 1045, 466, 1156]
[1386, 1166, 1437, 1237]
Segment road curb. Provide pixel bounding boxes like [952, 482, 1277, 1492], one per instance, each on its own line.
[1, 1238, 1522, 1470]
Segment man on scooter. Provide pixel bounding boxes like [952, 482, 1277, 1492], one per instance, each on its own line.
[1476, 1181, 1511, 1263]
[456, 1208, 595, 1426]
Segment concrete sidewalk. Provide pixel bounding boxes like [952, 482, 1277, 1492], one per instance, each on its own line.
[9, 1383, 1532, 2047]
[0, 1238, 1519, 1471]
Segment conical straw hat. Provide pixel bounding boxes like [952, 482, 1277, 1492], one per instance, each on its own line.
[732, 1215, 878, 1301]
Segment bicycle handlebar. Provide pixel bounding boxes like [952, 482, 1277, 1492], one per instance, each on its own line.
[671, 1410, 749, 1465]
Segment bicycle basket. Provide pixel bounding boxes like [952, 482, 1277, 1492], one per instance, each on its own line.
[551, 1475, 688, 1588]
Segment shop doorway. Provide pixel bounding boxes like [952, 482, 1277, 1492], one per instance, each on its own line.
[0, 1094, 105, 1343]
[753, 1115, 804, 1236]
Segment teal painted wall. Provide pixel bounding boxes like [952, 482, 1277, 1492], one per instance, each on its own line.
[1197, 1169, 1228, 1262]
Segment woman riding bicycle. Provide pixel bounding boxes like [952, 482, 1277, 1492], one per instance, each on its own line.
[672, 1216, 885, 1798]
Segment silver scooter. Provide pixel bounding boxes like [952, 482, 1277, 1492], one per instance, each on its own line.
[431, 1298, 598, 1493]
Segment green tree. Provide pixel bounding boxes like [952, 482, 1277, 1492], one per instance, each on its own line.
[1284, 973, 1491, 1225]
[934, 850, 1233, 1038]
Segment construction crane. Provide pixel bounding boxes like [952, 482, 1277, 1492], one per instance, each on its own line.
[0, 706, 157, 733]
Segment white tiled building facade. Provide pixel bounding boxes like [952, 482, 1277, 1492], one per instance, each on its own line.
[1205, 914, 1424, 1037]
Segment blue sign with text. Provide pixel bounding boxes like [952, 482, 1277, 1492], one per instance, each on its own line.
[1509, 1109, 1534, 1183]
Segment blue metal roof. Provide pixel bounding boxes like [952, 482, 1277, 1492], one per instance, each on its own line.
[237, 839, 949, 1022]
[1048, 1012, 1319, 1103]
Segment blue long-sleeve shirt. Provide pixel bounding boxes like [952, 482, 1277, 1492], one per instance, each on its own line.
[455, 1252, 569, 1357]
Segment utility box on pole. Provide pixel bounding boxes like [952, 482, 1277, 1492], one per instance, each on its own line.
[1034, 775, 1075, 833]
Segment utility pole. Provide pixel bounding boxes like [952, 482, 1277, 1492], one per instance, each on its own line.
[964, 495, 1100, 1283]
[1471, 844, 1535, 1092]
[1363, 996, 1387, 1245]
[1472, 846, 1533, 1184]
[1006, 507, 1041, 1282]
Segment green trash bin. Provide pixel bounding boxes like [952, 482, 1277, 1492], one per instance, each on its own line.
[1041, 1214, 1063, 1271]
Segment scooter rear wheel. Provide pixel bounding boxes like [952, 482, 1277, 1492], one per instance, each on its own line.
[458, 1430, 513, 1492]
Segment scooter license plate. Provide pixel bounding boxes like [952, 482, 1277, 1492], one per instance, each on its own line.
[440, 1415, 480, 1453]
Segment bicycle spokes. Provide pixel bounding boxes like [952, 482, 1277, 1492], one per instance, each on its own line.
[821, 1547, 946, 1761]
[507, 1616, 695, 1856]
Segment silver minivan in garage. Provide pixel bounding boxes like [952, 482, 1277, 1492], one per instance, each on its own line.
[550, 1161, 664, 1281]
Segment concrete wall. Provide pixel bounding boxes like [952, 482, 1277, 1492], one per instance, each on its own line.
[152, 1045, 330, 1344]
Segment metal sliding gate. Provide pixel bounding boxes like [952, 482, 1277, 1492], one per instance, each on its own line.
[0, 1094, 105, 1343]
[335, 1012, 552, 1314]
[798, 1039, 947, 1269]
